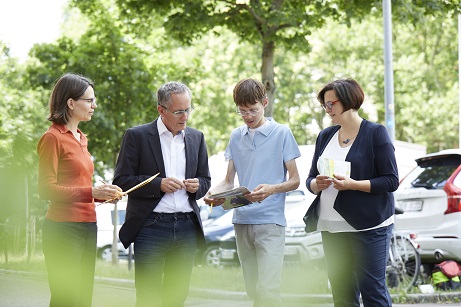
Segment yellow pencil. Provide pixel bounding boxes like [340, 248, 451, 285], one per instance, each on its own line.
[102, 173, 160, 204]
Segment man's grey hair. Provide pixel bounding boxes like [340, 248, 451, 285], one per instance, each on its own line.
[157, 82, 192, 107]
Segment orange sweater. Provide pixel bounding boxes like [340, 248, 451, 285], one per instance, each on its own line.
[37, 123, 96, 222]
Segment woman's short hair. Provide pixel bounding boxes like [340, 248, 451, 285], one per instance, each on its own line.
[233, 78, 267, 107]
[157, 82, 192, 108]
[48, 73, 94, 125]
[317, 79, 364, 112]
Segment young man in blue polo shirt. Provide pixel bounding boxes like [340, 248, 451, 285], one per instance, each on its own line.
[204, 78, 300, 307]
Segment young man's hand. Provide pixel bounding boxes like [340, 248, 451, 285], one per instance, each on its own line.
[247, 184, 274, 202]
[203, 192, 225, 207]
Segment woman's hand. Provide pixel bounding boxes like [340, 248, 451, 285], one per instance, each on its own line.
[92, 184, 123, 201]
[332, 174, 354, 191]
[314, 175, 333, 193]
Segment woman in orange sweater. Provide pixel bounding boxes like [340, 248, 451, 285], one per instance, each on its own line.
[37, 73, 122, 307]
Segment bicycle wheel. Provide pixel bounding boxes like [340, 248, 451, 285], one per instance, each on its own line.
[386, 235, 421, 291]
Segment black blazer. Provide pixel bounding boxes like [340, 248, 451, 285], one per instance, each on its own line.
[113, 119, 211, 248]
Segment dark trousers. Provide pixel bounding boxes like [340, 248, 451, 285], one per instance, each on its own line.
[134, 212, 199, 307]
[321, 225, 393, 307]
[42, 219, 97, 307]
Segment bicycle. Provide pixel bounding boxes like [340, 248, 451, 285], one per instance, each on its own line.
[386, 208, 421, 291]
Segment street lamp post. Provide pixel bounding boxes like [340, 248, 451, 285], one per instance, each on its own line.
[383, 0, 395, 143]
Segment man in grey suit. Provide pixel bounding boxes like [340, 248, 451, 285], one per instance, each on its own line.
[113, 81, 211, 307]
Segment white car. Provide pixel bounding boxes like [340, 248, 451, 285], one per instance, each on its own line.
[394, 149, 461, 263]
[95, 199, 130, 261]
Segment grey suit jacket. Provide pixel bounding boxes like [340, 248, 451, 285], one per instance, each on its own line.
[113, 119, 211, 248]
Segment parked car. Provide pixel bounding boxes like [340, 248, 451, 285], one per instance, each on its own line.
[97, 198, 226, 263]
[394, 149, 461, 263]
[196, 208, 235, 266]
[95, 199, 130, 261]
[283, 195, 324, 266]
[218, 190, 325, 266]
[199, 200, 226, 226]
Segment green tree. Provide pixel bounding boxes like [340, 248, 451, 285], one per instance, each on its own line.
[115, 0, 461, 118]
[26, 1, 156, 175]
[392, 12, 460, 151]
[0, 41, 48, 255]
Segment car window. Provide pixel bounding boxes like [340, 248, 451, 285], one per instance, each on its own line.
[111, 210, 126, 225]
[400, 157, 461, 190]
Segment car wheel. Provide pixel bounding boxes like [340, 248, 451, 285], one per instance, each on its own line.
[98, 245, 112, 261]
[202, 245, 220, 267]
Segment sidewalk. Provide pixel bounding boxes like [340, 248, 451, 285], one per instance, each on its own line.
[1, 269, 460, 305]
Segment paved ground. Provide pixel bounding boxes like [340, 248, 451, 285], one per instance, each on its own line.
[0, 272, 326, 307]
[1, 270, 461, 307]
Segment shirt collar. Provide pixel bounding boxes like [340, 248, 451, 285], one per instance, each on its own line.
[52, 122, 83, 135]
[241, 117, 275, 137]
[157, 117, 185, 137]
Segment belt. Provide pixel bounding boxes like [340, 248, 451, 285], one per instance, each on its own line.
[150, 211, 196, 221]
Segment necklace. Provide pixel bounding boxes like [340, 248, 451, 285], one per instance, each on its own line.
[342, 136, 356, 144]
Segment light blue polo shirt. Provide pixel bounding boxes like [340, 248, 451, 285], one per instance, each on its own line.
[224, 118, 301, 226]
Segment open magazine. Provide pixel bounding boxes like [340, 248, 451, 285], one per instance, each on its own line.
[208, 186, 252, 210]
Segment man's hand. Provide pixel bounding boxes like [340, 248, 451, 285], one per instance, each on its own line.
[161, 177, 186, 193]
[183, 178, 200, 193]
[246, 184, 274, 203]
[203, 192, 225, 207]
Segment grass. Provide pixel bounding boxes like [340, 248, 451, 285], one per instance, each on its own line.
[0, 252, 329, 295]
[0, 253, 47, 273]
[190, 263, 330, 294]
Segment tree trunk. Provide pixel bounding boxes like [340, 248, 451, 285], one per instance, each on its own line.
[261, 40, 276, 117]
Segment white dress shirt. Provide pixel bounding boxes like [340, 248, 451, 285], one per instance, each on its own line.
[154, 117, 192, 213]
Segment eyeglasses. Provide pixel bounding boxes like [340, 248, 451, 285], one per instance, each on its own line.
[161, 105, 194, 117]
[236, 107, 261, 117]
[321, 99, 339, 110]
[78, 97, 97, 106]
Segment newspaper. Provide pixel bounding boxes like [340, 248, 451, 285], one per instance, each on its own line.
[208, 186, 252, 210]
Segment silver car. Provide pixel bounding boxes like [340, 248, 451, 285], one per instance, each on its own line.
[283, 192, 324, 265]
[394, 149, 461, 263]
[218, 191, 325, 266]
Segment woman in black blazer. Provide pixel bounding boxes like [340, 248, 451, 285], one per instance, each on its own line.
[306, 79, 399, 307]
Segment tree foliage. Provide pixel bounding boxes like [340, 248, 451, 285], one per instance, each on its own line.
[392, 11, 460, 151]
[2, 0, 460, 176]
[0, 42, 48, 222]
[114, 0, 460, 117]
[26, 0, 158, 176]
